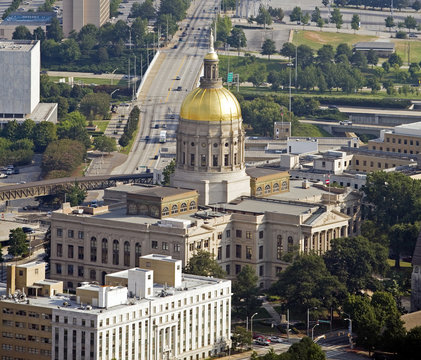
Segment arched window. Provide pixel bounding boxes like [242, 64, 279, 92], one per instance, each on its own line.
[276, 235, 283, 260]
[180, 203, 187, 213]
[135, 243, 141, 267]
[124, 241, 130, 267]
[189, 201, 196, 210]
[256, 187, 262, 196]
[273, 183, 280, 193]
[264, 184, 271, 194]
[287, 236, 294, 253]
[281, 180, 288, 190]
[171, 204, 178, 215]
[101, 239, 108, 264]
[90, 237, 97, 262]
[90, 269, 96, 281]
[113, 240, 119, 265]
[162, 207, 169, 216]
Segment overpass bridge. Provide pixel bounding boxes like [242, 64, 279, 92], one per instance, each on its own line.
[0, 174, 153, 201]
[301, 119, 393, 137]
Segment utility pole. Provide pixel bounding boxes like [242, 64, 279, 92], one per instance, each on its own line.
[295, 39, 298, 89]
[133, 55, 136, 100]
[128, 56, 130, 89]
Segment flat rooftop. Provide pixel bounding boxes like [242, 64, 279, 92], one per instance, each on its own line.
[246, 167, 287, 178]
[3, 12, 55, 25]
[268, 179, 333, 202]
[0, 40, 37, 52]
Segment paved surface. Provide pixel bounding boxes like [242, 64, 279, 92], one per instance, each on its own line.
[112, 0, 221, 175]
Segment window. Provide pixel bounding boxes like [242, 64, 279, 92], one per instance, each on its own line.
[182, 152, 185, 164]
[90, 270, 96, 281]
[180, 203, 187, 212]
[152, 241, 158, 249]
[124, 241, 130, 267]
[256, 187, 262, 196]
[102, 239, 108, 264]
[226, 230, 231, 238]
[90, 237, 97, 262]
[246, 246, 252, 259]
[135, 243, 141, 267]
[259, 245, 263, 259]
[56, 263, 62, 274]
[213, 155, 218, 167]
[67, 265, 73, 276]
[113, 240, 119, 265]
[56, 228, 63, 237]
[277, 235, 283, 260]
[68, 230, 74, 238]
[162, 242, 169, 250]
[246, 231, 252, 239]
[235, 265, 241, 274]
[174, 243, 180, 252]
[78, 246, 84, 260]
[190, 154, 195, 166]
[259, 265, 264, 276]
[224, 154, 229, 166]
[322, 161, 326, 167]
[78, 266, 84, 277]
[171, 204, 178, 214]
[236, 245, 241, 258]
[264, 184, 271, 194]
[226, 265, 230, 275]
[162, 207, 169, 216]
[78, 231, 84, 239]
[189, 201, 196, 211]
[226, 244, 230, 258]
[259, 230, 264, 239]
[276, 267, 282, 274]
[273, 183, 279, 192]
[287, 236, 294, 253]
[201, 154, 206, 167]
[217, 247, 222, 260]
[57, 244, 62, 257]
[236, 230, 242, 238]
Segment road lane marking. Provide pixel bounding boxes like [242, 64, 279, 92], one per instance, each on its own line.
[164, 56, 187, 103]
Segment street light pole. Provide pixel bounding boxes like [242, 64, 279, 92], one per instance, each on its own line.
[250, 312, 258, 337]
[287, 63, 293, 121]
[311, 323, 319, 341]
[343, 312, 353, 349]
[307, 306, 317, 337]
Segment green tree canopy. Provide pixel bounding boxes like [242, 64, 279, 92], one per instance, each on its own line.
[256, 5, 272, 28]
[232, 265, 262, 318]
[33, 121, 57, 152]
[93, 135, 117, 153]
[290, 6, 302, 22]
[46, 17, 63, 42]
[12, 25, 32, 40]
[8, 228, 29, 257]
[227, 27, 247, 54]
[351, 14, 360, 32]
[57, 111, 90, 148]
[261, 39, 276, 59]
[183, 250, 226, 278]
[80, 92, 111, 120]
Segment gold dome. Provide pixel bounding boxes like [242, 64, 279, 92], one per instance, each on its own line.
[180, 87, 242, 122]
[204, 51, 219, 61]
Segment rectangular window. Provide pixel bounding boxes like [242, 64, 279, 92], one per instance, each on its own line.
[68, 245, 73, 259]
[201, 154, 206, 167]
[78, 246, 84, 260]
[226, 265, 230, 275]
[56, 263, 62, 274]
[78, 266, 84, 277]
[56, 228, 63, 237]
[174, 244, 180, 252]
[224, 154, 229, 166]
[182, 152, 185, 164]
[246, 231, 252, 239]
[259, 245, 263, 259]
[213, 155, 218, 166]
[246, 246, 252, 259]
[235, 265, 241, 274]
[235, 245, 241, 258]
[190, 154, 195, 166]
[259, 230, 264, 239]
[68, 265, 73, 275]
[151, 241, 158, 249]
[226, 245, 230, 258]
[217, 247, 222, 260]
[162, 242, 168, 250]
[78, 231, 84, 239]
[226, 230, 231, 238]
[259, 265, 264, 276]
[236, 230, 242, 238]
[57, 244, 62, 257]
[68, 230, 74, 238]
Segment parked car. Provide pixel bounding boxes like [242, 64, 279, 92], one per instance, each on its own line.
[0, 173, 7, 179]
[269, 336, 284, 343]
[254, 337, 271, 346]
[22, 227, 35, 234]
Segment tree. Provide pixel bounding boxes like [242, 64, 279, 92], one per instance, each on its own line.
[43, 226, 51, 263]
[162, 159, 175, 185]
[130, 0, 155, 19]
[335, 43, 352, 61]
[404, 16, 417, 32]
[8, 228, 29, 257]
[399, 326, 421, 359]
[351, 51, 368, 69]
[59, 39, 81, 62]
[93, 135, 116, 153]
[255, 5, 272, 28]
[287, 337, 326, 360]
[57, 111, 90, 148]
[297, 45, 314, 67]
[232, 265, 262, 318]
[322, 0, 329, 7]
[159, 0, 189, 21]
[330, 8, 343, 30]
[19, 119, 35, 139]
[351, 14, 360, 32]
[214, 15, 232, 45]
[261, 38, 276, 59]
[42, 139, 86, 176]
[317, 44, 334, 63]
[80, 92, 111, 120]
[65, 183, 87, 206]
[270, 255, 347, 312]
[131, 17, 147, 46]
[323, 236, 388, 293]
[231, 326, 252, 350]
[389, 223, 419, 268]
[46, 17, 63, 42]
[290, 6, 303, 22]
[280, 42, 296, 60]
[12, 25, 32, 40]
[311, 7, 322, 23]
[227, 27, 247, 55]
[184, 250, 226, 278]
[367, 49, 379, 67]
[33, 26, 46, 41]
[317, 17, 325, 30]
[385, 16, 395, 32]
[413, 0, 421, 11]
[32, 121, 57, 152]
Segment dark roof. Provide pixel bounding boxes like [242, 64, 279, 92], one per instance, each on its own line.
[3, 12, 56, 25]
[354, 42, 395, 50]
[413, 230, 421, 266]
[246, 167, 288, 179]
[128, 186, 197, 199]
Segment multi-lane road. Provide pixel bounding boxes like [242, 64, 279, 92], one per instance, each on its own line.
[112, 0, 221, 175]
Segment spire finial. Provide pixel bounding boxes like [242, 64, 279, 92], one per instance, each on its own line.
[210, 29, 214, 53]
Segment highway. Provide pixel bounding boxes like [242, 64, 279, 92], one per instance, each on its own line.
[112, 0, 221, 175]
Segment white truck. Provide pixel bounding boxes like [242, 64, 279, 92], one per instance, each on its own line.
[159, 130, 167, 143]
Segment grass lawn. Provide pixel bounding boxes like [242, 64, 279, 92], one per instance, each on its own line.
[93, 120, 109, 133]
[293, 123, 332, 137]
[49, 76, 128, 86]
[292, 30, 378, 51]
[387, 259, 412, 268]
[392, 39, 421, 64]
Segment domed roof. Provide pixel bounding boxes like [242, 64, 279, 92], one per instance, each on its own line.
[204, 51, 219, 61]
[179, 86, 242, 122]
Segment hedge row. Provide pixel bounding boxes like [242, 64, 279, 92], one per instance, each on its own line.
[119, 106, 140, 147]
